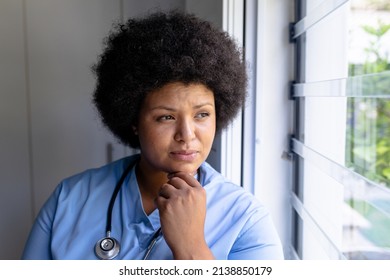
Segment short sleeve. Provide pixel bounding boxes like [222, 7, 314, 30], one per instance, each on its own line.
[21, 184, 62, 259]
[228, 210, 284, 260]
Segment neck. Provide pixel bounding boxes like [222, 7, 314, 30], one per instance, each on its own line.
[135, 160, 168, 215]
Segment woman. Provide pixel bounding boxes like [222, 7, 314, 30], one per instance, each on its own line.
[22, 11, 283, 260]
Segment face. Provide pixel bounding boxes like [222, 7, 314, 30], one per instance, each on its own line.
[135, 82, 216, 175]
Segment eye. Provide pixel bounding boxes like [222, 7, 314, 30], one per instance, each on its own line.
[195, 112, 210, 119]
[157, 115, 175, 122]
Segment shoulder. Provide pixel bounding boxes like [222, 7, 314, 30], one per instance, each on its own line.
[201, 162, 284, 259]
[61, 154, 140, 185]
[38, 154, 139, 215]
[201, 161, 272, 233]
[201, 161, 265, 213]
[56, 154, 139, 197]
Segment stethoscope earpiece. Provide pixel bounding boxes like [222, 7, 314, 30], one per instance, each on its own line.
[95, 236, 120, 260]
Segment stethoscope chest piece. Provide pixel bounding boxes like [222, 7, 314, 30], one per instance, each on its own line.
[95, 236, 120, 260]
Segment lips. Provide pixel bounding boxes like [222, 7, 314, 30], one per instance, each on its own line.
[169, 150, 199, 161]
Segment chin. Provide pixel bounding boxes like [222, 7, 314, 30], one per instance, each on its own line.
[166, 161, 201, 175]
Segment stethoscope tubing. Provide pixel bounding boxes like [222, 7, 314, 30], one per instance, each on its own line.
[96, 160, 162, 260]
[96, 159, 201, 260]
[106, 163, 134, 234]
[142, 228, 162, 260]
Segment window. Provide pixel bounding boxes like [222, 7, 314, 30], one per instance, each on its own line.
[291, 0, 390, 259]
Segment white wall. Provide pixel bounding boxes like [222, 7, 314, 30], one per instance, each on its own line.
[25, 0, 128, 221]
[124, 0, 185, 18]
[253, 0, 294, 258]
[0, 0, 33, 261]
[185, 0, 223, 30]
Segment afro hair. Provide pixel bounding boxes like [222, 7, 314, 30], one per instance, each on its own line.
[93, 11, 247, 148]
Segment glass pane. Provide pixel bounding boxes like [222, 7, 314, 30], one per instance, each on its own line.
[344, 0, 390, 259]
[346, 0, 390, 189]
[300, 0, 390, 259]
[343, 196, 390, 259]
[346, 98, 390, 187]
[348, 1, 390, 76]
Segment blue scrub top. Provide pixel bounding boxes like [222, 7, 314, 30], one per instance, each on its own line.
[22, 155, 284, 260]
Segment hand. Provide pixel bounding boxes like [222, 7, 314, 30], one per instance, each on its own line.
[155, 172, 214, 259]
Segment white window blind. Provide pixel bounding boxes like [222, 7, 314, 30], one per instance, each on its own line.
[291, 0, 390, 260]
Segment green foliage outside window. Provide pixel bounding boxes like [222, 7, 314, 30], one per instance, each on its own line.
[346, 20, 390, 187]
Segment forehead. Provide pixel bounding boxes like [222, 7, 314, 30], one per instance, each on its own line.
[143, 82, 215, 108]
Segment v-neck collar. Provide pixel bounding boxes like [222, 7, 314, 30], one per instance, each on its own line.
[127, 166, 161, 230]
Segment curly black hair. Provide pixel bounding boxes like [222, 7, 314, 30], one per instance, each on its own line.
[93, 11, 247, 148]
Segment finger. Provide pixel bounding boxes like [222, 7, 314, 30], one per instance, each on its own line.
[167, 169, 196, 178]
[168, 171, 202, 189]
[154, 194, 168, 210]
[158, 183, 176, 199]
[166, 177, 190, 190]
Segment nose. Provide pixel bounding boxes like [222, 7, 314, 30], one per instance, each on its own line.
[174, 118, 195, 143]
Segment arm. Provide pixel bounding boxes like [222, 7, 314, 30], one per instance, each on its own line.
[228, 210, 284, 260]
[21, 187, 60, 260]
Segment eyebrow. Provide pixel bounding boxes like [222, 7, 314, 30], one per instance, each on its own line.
[150, 102, 214, 111]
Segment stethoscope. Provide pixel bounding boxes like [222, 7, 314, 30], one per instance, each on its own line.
[94, 159, 201, 260]
[94, 161, 161, 260]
